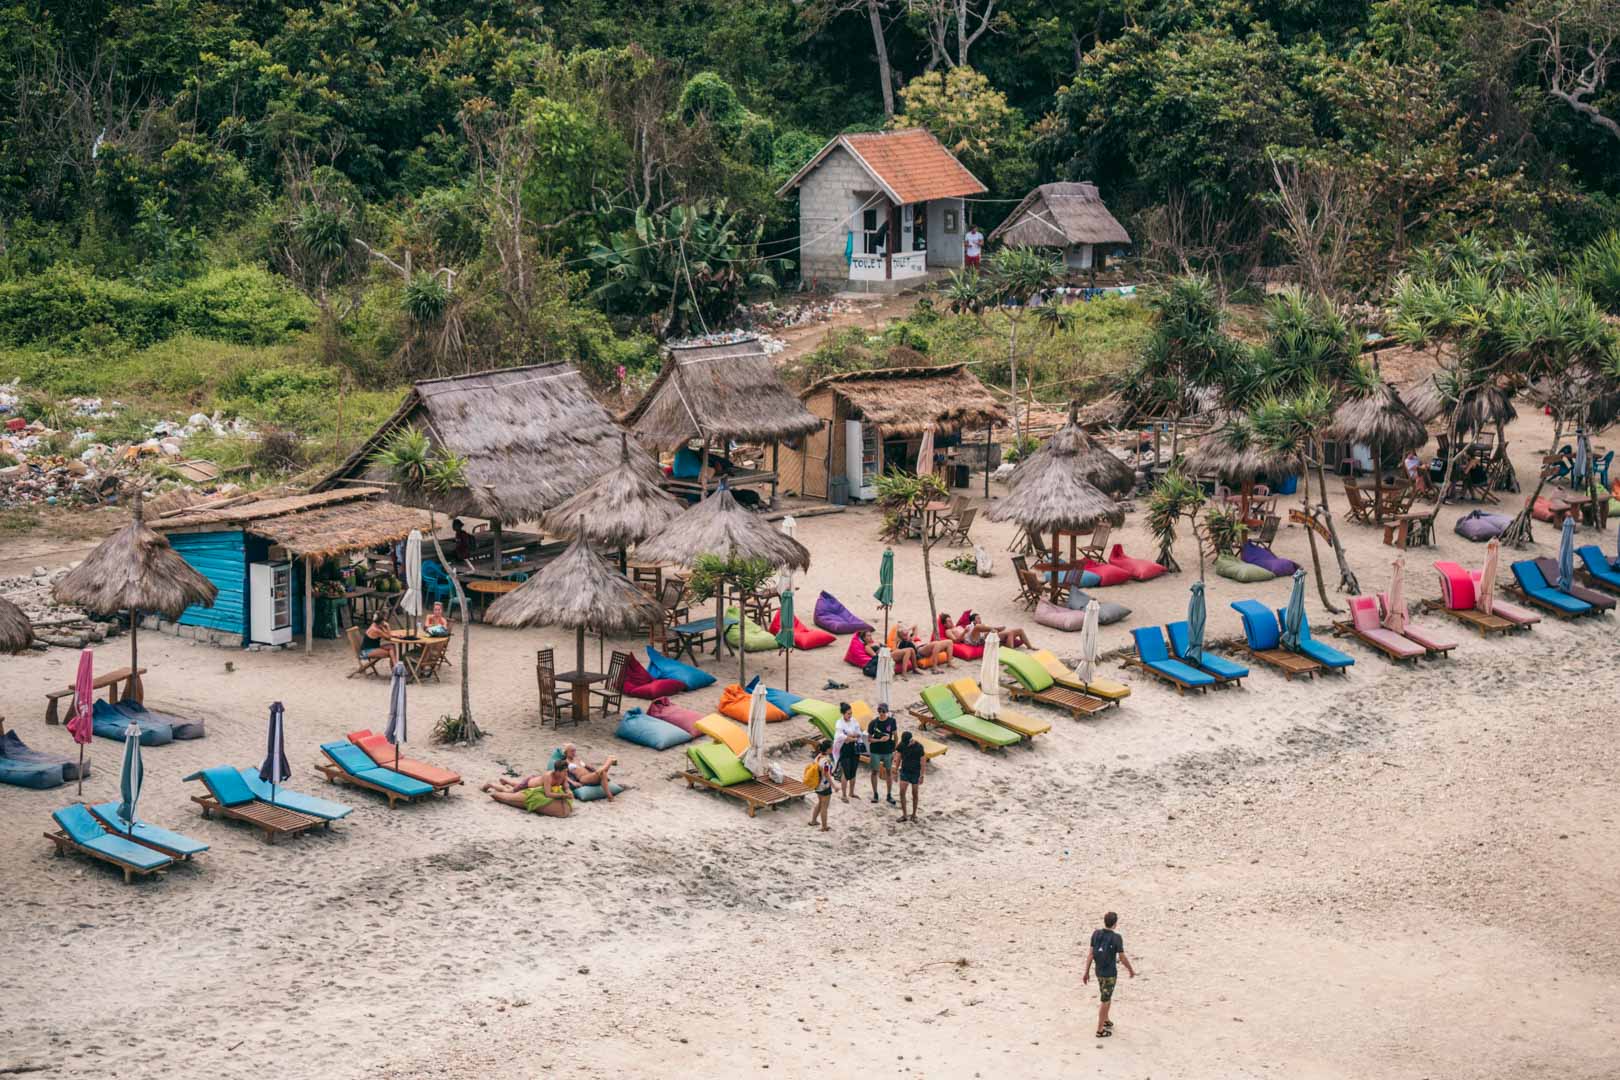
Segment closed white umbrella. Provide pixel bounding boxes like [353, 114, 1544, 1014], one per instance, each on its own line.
[778, 515, 799, 591]
[875, 646, 895, 710]
[916, 425, 936, 477]
[741, 682, 768, 777]
[1077, 599, 1100, 684]
[399, 529, 424, 625]
[977, 631, 1002, 719]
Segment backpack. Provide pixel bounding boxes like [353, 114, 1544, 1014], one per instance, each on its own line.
[802, 761, 821, 788]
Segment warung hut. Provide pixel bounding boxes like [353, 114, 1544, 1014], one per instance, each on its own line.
[987, 182, 1131, 275]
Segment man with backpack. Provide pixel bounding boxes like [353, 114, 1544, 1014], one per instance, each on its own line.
[1081, 911, 1135, 1039]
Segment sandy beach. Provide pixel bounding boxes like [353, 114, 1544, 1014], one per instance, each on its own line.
[2, 410, 1618, 1080]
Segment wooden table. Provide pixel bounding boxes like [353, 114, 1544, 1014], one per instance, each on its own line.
[669, 616, 737, 664]
[465, 578, 520, 619]
[387, 632, 446, 682]
[555, 669, 606, 724]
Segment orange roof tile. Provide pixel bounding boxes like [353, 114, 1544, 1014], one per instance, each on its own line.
[777, 129, 987, 205]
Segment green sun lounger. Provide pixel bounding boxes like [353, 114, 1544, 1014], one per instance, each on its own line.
[918, 685, 1020, 752]
[47, 804, 174, 883]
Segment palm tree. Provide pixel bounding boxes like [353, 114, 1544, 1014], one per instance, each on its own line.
[984, 247, 1063, 448]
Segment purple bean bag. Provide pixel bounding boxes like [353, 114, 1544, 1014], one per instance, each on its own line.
[1241, 542, 1297, 577]
[1454, 510, 1512, 542]
[814, 590, 872, 635]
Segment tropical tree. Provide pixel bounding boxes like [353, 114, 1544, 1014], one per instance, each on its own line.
[1146, 468, 1206, 574]
[984, 247, 1062, 447]
[874, 469, 949, 632]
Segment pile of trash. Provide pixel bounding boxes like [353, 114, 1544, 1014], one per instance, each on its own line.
[0, 567, 120, 650]
[740, 296, 861, 330]
[664, 327, 789, 356]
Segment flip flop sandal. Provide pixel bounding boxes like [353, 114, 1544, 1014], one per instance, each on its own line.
[1095, 1030, 1112, 1039]
[1103, 1021, 1113, 1028]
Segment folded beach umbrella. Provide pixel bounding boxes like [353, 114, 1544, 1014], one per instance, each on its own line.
[1575, 431, 1591, 488]
[876, 646, 895, 710]
[778, 516, 799, 592]
[1383, 557, 1408, 634]
[741, 682, 768, 778]
[258, 701, 291, 804]
[1558, 516, 1577, 593]
[916, 425, 936, 476]
[976, 631, 1002, 719]
[114, 718, 143, 837]
[1186, 581, 1207, 665]
[775, 588, 797, 691]
[386, 662, 409, 771]
[1281, 568, 1307, 651]
[1478, 539, 1500, 616]
[874, 548, 894, 639]
[399, 529, 424, 624]
[67, 648, 95, 795]
[1078, 599, 1100, 684]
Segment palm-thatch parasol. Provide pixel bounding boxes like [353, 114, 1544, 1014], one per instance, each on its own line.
[636, 482, 811, 683]
[0, 596, 33, 654]
[540, 433, 682, 566]
[1329, 380, 1428, 524]
[53, 491, 217, 701]
[484, 539, 662, 701]
[1181, 417, 1296, 521]
[1406, 373, 1518, 434]
[1007, 403, 1134, 497]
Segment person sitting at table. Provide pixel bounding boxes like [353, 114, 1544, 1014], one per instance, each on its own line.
[452, 518, 473, 561]
[424, 601, 450, 636]
[481, 767, 572, 817]
[560, 744, 617, 799]
[1403, 450, 1430, 495]
[896, 621, 953, 672]
[363, 615, 397, 664]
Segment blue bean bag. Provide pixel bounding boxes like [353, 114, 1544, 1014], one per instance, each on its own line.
[2, 730, 84, 781]
[112, 700, 205, 740]
[0, 751, 63, 789]
[644, 646, 716, 691]
[814, 591, 872, 635]
[1241, 542, 1297, 577]
[615, 709, 694, 751]
[573, 783, 625, 802]
[91, 698, 172, 746]
[1454, 510, 1512, 542]
[1045, 568, 1102, 589]
[744, 675, 803, 713]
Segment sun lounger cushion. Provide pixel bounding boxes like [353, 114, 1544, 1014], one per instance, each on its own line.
[644, 646, 716, 691]
[0, 754, 63, 789]
[718, 683, 787, 725]
[1067, 590, 1131, 624]
[1108, 544, 1167, 581]
[1079, 560, 1131, 587]
[767, 611, 836, 650]
[814, 591, 873, 635]
[692, 742, 753, 787]
[647, 698, 704, 735]
[615, 709, 693, 750]
[1131, 628, 1216, 686]
[88, 803, 209, 856]
[1578, 546, 1620, 590]
[1034, 598, 1087, 631]
[1231, 599, 1282, 650]
[235, 769, 353, 819]
[724, 608, 779, 652]
[685, 745, 718, 782]
[1164, 622, 1248, 680]
[1240, 542, 1297, 576]
[1532, 557, 1615, 610]
[791, 698, 839, 738]
[1511, 561, 1591, 614]
[1454, 510, 1512, 541]
[91, 698, 173, 746]
[1274, 609, 1355, 668]
[946, 678, 1051, 737]
[620, 652, 687, 700]
[694, 713, 750, 756]
[844, 633, 874, 670]
[345, 731, 462, 788]
[1348, 597, 1426, 658]
[323, 742, 435, 797]
[188, 766, 256, 807]
[1216, 553, 1275, 583]
[113, 700, 204, 740]
[744, 675, 803, 713]
[53, 805, 172, 870]
[919, 685, 1021, 747]
[1434, 563, 1476, 609]
[998, 648, 1056, 692]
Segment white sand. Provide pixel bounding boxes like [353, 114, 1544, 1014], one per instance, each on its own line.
[1, 410, 1617, 1079]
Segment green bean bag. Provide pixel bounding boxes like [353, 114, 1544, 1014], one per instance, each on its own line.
[723, 607, 778, 652]
[1215, 553, 1275, 583]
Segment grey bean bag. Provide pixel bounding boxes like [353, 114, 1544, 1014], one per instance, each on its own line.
[1068, 589, 1131, 625]
[1454, 510, 1512, 542]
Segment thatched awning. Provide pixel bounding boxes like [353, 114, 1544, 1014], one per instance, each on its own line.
[1007, 408, 1134, 497]
[313, 363, 629, 523]
[803, 363, 1007, 438]
[990, 406, 1125, 534]
[542, 434, 682, 548]
[987, 183, 1131, 250]
[154, 488, 430, 559]
[1329, 381, 1428, 453]
[1406, 373, 1517, 434]
[0, 596, 33, 653]
[55, 493, 218, 619]
[636, 483, 812, 570]
[623, 338, 822, 447]
[1181, 420, 1294, 483]
[485, 539, 661, 634]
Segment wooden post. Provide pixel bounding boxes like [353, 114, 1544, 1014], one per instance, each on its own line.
[885, 201, 899, 280]
[771, 440, 780, 508]
[490, 520, 504, 573]
[697, 435, 712, 498]
[1373, 442, 1384, 526]
[983, 424, 992, 498]
[304, 555, 314, 655]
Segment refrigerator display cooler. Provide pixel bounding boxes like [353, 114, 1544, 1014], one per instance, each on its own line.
[249, 561, 293, 645]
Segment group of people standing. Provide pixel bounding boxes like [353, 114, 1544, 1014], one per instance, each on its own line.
[807, 702, 927, 830]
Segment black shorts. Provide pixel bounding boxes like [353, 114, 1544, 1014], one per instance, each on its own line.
[899, 768, 921, 785]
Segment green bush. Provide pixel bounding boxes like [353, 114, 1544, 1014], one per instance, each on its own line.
[0, 266, 178, 347]
[172, 267, 315, 345]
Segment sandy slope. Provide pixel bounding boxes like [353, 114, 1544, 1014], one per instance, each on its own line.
[1, 412, 1617, 1080]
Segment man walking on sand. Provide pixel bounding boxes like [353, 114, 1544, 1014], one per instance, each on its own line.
[867, 703, 898, 806]
[1081, 911, 1135, 1039]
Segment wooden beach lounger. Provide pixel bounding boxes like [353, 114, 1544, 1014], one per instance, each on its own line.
[1128, 628, 1217, 694]
[184, 767, 330, 843]
[681, 743, 808, 817]
[1164, 622, 1248, 685]
[1429, 562, 1531, 636]
[1531, 557, 1615, 613]
[945, 678, 1051, 739]
[996, 650, 1111, 718]
[790, 699, 947, 759]
[917, 686, 1021, 752]
[346, 729, 463, 793]
[1576, 546, 1620, 595]
[1506, 559, 1591, 619]
[1273, 608, 1355, 673]
[316, 742, 437, 808]
[1333, 596, 1425, 665]
[1374, 594, 1457, 658]
[46, 804, 173, 884]
[1024, 649, 1131, 702]
[1229, 600, 1324, 680]
[88, 803, 209, 861]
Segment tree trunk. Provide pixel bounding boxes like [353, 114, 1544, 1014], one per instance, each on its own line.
[921, 530, 938, 636]
[1313, 450, 1358, 603]
[426, 525, 480, 743]
[1007, 317, 1021, 448]
[1502, 416, 1563, 547]
[867, 0, 896, 117]
[1297, 453, 1334, 610]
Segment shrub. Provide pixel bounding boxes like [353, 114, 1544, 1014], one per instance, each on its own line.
[0, 267, 177, 347]
[172, 267, 315, 345]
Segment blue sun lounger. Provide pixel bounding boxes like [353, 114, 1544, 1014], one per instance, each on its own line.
[1230, 600, 1323, 680]
[1272, 608, 1355, 671]
[316, 742, 434, 808]
[1129, 627, 1216, 694]
[1510, 560, 1593, 617]
[88, 803, 209, 860]
[47, 804, 173, 883]
[184, 766, 333, 842]
[1577, 546, 1620, 593]
[237, 769, 353, 821]
[1165, 621, 1248, 685]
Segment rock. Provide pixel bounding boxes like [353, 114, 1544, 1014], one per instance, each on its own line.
[188, 413, 210, 428]
[32, 566, 48, 577]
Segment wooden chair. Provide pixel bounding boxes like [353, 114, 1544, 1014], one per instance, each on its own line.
[1251, 514, 1280, 551]
[1011, 555, 1044, 610]
[592, 650, 628, 717]
[1342, 479, 1374, 524]
[940, 505, 977, 546]
[415, 640, 449, 681]
[346, 628, 387, 679]
[1078, 522, 1112, 562]
[1376, 483, 1417, 519]
[536, 648, 572, 727]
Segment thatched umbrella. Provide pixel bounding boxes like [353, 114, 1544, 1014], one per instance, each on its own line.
[1007, 404, 1134, 497]
[0, 596, 33, 654]
[540, 433, 682, 567]
[636, 482, 811, 684]
[1329, 381, 1428, 524]
[1182, 417, 1297, 520]
[53, 492, 217, 701]
[485, 539, 661, 709]
[1407, 374, 1518, 434]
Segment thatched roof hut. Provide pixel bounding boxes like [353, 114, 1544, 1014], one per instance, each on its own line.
[1181, 421, 1295, 484]
[541, 434, 682, 550]
[0, 596, 33, 654]
[1330, 381, 1428, 454]
[485, 539, 663, 674]
[987, 183, 1132, 254]
[1007, 406, 1134, 497]
[314, 363, 628, 523]
[1406, 373, 1517, 434]
[637, 483, 812, 571]
[989, 404, 1125, 539]
[623, 337, 822, 448]
[55, 493, 218, 619]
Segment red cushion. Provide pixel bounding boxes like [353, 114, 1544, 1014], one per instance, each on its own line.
[620, 653, 685, 699]
[1081, 560, 1132, 587]
[951, 641, 984, 660]
[1108, 543, 1166, 581]
[770, 609, 836, 649]
[844, 634, 872, 668]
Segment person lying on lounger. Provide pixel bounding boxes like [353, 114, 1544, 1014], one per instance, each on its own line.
[481, 768, 572, 817]
[560, 744, 617, 799]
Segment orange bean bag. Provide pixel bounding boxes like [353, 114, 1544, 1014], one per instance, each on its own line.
[718, 683, 788, 724]
[888, 625, 945, 669]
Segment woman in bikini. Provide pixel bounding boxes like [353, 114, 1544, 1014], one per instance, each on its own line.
[482, 765, 573, 817]
[362, 615, 397, 664]
[896, 621, 952, 670]
[561, 744, 617, 798]
[858, 628, 916, 677]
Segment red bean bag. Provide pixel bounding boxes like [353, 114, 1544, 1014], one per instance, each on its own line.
[768, 610, 836, 650]
[936, 614, 982, 659]
[718, 683, 788, 724]
[620, 653, 686, 700]
[1108, 543, 1167, 581]
[844, 634, 873, 669]
[1080, 559, 1132, 587]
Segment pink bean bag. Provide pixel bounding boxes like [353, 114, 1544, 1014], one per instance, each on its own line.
[768, 611, 836, 650]
[844, 634, 874, 669]
[620, 653, 686, 700]
[1108, 544, 1167, 581]
[647, 698, 704, 735]
[1080, 559, 1132, 587]
[1034, 598, 1088, 631]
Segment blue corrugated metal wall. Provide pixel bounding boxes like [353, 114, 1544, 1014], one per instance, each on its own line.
[169, 531, 248, 638]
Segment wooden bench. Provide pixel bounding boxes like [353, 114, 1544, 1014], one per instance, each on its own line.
[45, 667, 146, 725]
